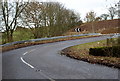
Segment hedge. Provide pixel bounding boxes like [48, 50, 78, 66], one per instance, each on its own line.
[89, 46, 120, 58]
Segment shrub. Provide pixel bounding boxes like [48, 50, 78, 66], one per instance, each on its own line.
[89, 46, 120, 58]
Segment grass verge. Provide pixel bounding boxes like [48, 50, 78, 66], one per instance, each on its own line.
[61, 40, 120, 69]
[1, 35, 100, 52]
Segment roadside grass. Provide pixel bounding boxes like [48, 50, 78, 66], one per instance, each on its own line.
[1, 28, 34, 44]
[13, 29, 33, 42]
[1, 35, 99, 52]
[61, 40, 120, 68]
[0, 39, 2, 45]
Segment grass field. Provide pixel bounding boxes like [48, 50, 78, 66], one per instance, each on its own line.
[61, 39, 120, 68]
[1, 28, 34, 44]
[13, 29, 33, 42]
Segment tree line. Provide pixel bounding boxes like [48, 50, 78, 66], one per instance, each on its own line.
[0, 0, 81, 43]
[0, 0, 119, 43]
[21, 2, 81, 38]
[84, 4, 119, 22]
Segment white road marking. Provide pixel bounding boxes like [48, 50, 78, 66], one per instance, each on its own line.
[23, 49, 36, 56]
[21, 49, 55, 81]
[29, 49, 36, 53]
[20, 57, 34, 69]
[23, 52, 28, 55]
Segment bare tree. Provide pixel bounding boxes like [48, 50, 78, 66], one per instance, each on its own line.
[22, 2, 81, 38]
[21, 2, 43, 38]
[84, 11, 96, 33]
[95, 17, 102, 21]
[1, 0, 28, 42]
[100, 14, 109, 20]
[108, 7, 116, 20]
[85, 11, 96, 22]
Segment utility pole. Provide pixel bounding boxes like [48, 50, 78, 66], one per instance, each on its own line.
[116, 0, 120, 19]
[116, 0, 120, 33]
[118, 0, 120, 45]
[115, 0, 120, 45]
[92, 21, 95, 33]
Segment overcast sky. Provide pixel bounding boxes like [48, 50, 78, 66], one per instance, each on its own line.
[3, 0, 119, 20]
[41, 0, 119, 20]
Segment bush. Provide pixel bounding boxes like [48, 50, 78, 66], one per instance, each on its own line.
[89, 46, 120, 58]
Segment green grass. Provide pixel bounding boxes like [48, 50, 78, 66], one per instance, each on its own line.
[0, 39, 2, 44]
[1, 27, 99, 44]
[13, 29, 33, 41]
[61, 40, 120, 68]
[1, 28, 34, 44]
[70, 40, 106, 52]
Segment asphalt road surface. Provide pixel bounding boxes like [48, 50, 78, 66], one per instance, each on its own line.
[2, 36, 119, 79]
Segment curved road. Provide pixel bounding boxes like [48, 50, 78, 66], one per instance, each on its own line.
[2, 36, 119, 79]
